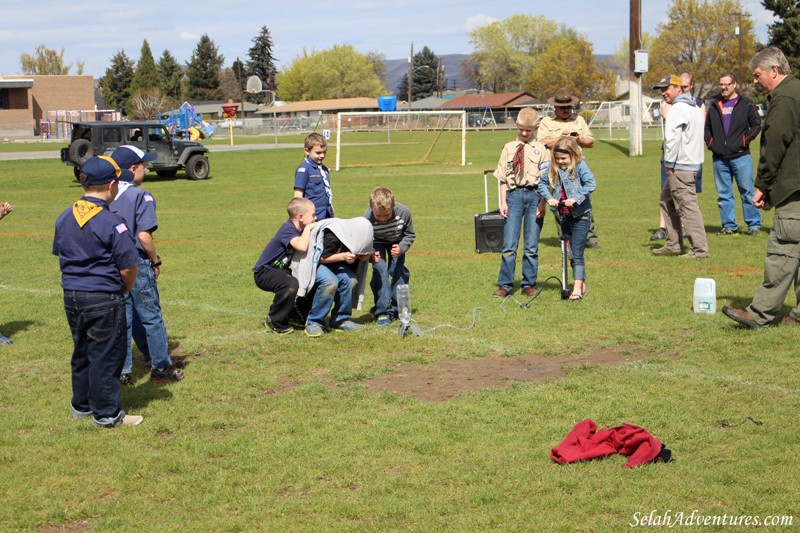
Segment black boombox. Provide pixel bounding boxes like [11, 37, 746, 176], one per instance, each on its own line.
[474, 169, 504, 253]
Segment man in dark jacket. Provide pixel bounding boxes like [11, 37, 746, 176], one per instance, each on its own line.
[704, 71, 762, 235]
[723, 47, 800, 328]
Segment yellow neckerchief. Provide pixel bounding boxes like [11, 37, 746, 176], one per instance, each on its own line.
[72, 156, 122, 227]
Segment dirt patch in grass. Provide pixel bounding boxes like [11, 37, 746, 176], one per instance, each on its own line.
[362, 348, 656, 401]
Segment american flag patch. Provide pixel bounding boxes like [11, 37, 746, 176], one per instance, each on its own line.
[144, 194, 154, 202]
[298, 167, 307, 173]
[115, 223, 128, 234]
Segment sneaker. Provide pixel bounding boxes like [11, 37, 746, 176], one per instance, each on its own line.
[331, 320, 365, 332]
[70, 404, 92, 420]
[120, 373, 133, 386]
[746, 227, 762, 235]
[305, 323, 325, 337]
[265, 317, 293, 335]
[680, 251, 709, 259]
[150, 365, 185, 383]
[717, 228, 739, 236]
[376, 315, 392, 326]
[651, 246, 683, 256]
[92, 410, 144, 427]
[585, 241, 601, 249]
[0, 332, 12, 345]
[649, 227, 668, 241]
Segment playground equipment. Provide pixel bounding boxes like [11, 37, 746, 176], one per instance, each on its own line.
[161, 102, 214, 140]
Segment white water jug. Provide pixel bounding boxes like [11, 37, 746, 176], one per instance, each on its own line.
[693, 278, 716, 314]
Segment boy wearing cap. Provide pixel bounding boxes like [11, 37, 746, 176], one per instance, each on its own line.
[53, 156, 143, 427]
[492, 107, 550, 298]
[110, 145, 184, 384]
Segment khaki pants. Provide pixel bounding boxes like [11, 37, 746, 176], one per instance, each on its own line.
[660, 169, 708, 254]
[747, 194, 800, 325]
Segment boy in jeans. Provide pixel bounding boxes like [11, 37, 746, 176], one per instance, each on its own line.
[294, 133, 334, 221]
[363, 188, 416, 325]
[253, 198, 317, 334]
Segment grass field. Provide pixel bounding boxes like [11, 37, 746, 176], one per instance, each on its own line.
[1, 131, 798, 531]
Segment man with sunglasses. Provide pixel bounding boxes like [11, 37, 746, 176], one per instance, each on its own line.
[110, 146, 185, 384]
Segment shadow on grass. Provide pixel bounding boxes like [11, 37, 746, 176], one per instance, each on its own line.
[0, 319, 36, 338]
[598, 139, 630, 155]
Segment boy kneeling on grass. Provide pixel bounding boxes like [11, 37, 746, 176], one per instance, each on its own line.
[253, 198, 317, 334]
[363, 187, 416, 326]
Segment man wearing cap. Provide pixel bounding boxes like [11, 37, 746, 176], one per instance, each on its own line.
[651, 74, 709, 258]
[53, 156, 143, 427]
[110, 146, 184, 384]
[538, 88, 600, 248]
[723, 47, 800, 328]
[491, 107, 549, 298]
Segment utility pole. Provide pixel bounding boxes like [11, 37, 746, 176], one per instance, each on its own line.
[408, 43, 414, 111]
[629, 0, 643, 156]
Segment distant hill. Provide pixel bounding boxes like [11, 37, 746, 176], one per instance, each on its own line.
[383, 54, 471, 96]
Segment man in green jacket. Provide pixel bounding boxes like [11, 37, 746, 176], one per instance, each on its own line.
[723, 47, 800, 328]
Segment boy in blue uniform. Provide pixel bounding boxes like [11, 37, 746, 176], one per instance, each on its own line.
[294, 133, 334, 221]
[363, 187, 416, 325]
[53, 156, 143, 427]
[110, 145, 184, 384]
[253, 198, 317, 334]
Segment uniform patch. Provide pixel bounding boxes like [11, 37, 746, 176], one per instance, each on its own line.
[534, 150, 540, 155]
[115, 223, 129, 234]
[144, 194, 154, 202]
[298, 167, 307, 173]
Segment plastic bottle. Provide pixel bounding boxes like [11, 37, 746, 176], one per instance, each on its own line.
[693, 278, 716, 314]
[396, 284, 411, 324]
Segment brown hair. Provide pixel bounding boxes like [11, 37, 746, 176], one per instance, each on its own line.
[304, 132, 327, 150]
[369, 187, 395, 212]
[548, 137, 583, 190]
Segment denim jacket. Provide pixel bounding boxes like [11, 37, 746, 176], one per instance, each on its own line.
[538, 160, 596, 218]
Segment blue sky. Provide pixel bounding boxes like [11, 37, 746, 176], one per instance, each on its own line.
[0, 0, 774, 78]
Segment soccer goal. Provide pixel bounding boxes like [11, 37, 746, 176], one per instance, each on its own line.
[334, 110, 466, 171]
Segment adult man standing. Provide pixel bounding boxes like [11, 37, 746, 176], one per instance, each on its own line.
[651, 74, 709, 258]
[723, 47, 800, 328]
[538, 87, 600, 248]
[704, 72, 762, 236]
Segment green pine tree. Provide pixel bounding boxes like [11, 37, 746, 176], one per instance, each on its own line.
[185, 34, 224, 101]
[245, 26, 278, 92]
[157, 49, 184, 104]
[396, 46, 440, 102]
[101, 50, 135, 114]
[763, 0, 800, 75]
[131, 39, 161, 94]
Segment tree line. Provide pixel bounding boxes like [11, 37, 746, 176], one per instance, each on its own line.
[18, 0, 800, 117]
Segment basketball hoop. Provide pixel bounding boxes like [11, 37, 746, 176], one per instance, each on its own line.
[246, 75, 263, 94]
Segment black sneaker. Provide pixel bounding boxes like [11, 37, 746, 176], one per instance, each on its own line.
[150, 365, 185, 383]
[120, 373, 133, 386]
[649, 228, 667, 241]
[266, 317, 293, 335]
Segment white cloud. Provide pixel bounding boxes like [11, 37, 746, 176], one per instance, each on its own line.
[464, 14, 497, 32]
[179, 32, 198, 41]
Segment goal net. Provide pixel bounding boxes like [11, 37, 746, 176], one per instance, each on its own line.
[334, 110, 466, 171]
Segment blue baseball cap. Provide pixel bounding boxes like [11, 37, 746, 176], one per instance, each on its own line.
[79, 156, 134, 185]
[110, 145, 158, 180]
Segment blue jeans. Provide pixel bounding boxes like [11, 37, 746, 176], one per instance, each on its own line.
[370, 243, 410, 318]
[307, 264, 357, 327]
[122, 257, 171, 374]
[561, 213, 591, 281]
[713, 155, 762, 231]
[498, 187, 543, 290]
[63, 290, 126, 422]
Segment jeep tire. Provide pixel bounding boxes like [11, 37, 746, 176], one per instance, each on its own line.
[67, 139, 93, 165]
[185, 154, 210, 180]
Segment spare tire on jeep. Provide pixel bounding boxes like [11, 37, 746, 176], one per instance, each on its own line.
[67, 139, 93, 165]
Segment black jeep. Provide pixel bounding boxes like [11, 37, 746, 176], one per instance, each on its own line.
[60, 121, 211, 180]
